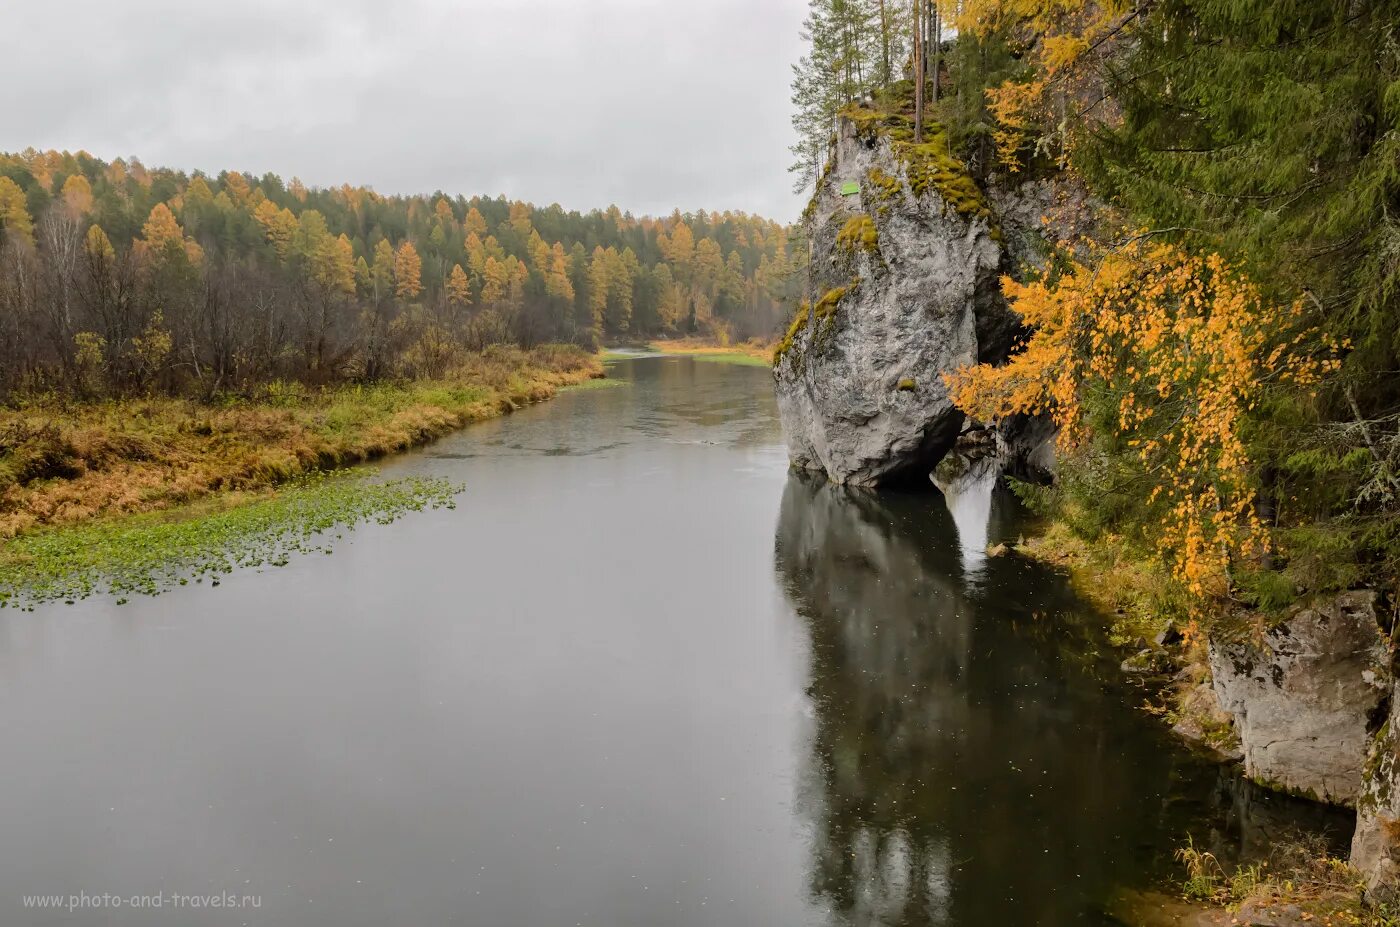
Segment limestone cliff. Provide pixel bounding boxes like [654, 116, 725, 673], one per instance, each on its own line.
[772, 106, 1056, 486]
[1207, 591, 1390, 806]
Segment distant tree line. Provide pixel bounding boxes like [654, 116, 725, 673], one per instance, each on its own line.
[0, 150, 804, 397]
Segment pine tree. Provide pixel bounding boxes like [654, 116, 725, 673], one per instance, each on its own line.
[789, 0, 885, 191]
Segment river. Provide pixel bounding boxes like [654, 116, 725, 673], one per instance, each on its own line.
[0, 356, 1348, 925]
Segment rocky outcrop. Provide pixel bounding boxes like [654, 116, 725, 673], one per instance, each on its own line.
[1208, 591, 1390, 806]
[772, 110, 1041, 486]
[1352, 696, 1400, 899]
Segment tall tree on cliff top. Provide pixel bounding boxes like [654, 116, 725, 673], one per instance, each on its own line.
[789, 0, 885, 193]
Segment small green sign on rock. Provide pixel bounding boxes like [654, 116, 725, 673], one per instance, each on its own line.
[839, 181, 861, 197]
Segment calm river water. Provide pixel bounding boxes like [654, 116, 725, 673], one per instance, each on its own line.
[0, 356, 1348, 925]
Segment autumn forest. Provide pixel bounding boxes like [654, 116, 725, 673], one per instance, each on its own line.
[0, 150, 803, 397]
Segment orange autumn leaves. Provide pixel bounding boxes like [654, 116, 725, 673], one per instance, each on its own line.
[944, 242, 1340, 597]
[952, 0, 1132, 170]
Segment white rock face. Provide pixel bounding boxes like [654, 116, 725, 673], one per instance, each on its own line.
[772, 116, 1020, 486]
[1208, 590, 1389, 806]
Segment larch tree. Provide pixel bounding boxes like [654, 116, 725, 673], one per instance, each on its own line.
[393, 241, 423, 301]
[0, 177, 35, 247]
[446, 264, 472, 307]
[480, 256, 508, 305]
[370, 240, 395, 302]
[60, 175, 93, 217]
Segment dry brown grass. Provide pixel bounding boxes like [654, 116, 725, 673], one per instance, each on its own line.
[0, 344, 601, 537]
[646, 337, 774, 360]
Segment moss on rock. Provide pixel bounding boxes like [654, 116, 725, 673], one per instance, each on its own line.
[836, 215, 880, 256]
[772, 300, 812, 368]
[837, 99, 994, 224]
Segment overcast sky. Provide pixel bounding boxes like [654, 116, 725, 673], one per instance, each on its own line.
[1, 0, 810, 221]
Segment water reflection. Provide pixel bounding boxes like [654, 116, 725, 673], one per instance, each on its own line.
[773, 472, 1348, 925]
[932, 454, 1018, 582]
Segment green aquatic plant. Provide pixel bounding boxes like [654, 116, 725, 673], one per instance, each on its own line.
[0, 472, 462, 609]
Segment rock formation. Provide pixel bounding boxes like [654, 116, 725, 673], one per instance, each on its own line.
[772, 108, 1042, 486]
[1208, 591, 1390, 806]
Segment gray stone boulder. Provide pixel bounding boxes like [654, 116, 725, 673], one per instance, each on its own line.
[1208, 590, 1389, 805]
[772, 113, 1023, 486]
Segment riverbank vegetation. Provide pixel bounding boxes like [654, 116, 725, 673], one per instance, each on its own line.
[0, 345, 598, 538]
[1171, 836, 1399, 926]
[0, 472, 461, 609]
[2, 142, 816, 560]
[646, 338, 774, 366]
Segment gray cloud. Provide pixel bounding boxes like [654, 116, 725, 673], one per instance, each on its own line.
[1, 0, 808, 220]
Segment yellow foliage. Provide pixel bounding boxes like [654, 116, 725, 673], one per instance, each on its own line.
[0, 176, 35, 246]
[481, 255, 508, 305]
[393, 241, 423, 301]
[956, 0, 1131, 170]
[310, 234, 355, 296]
[141, 203, 184, 252]
[944, 242, 1340, 597]
[254, 200, 298, 260]
[446, 264, 472, 306]
[131, 311, 173, 379]
[61, 174, 94, 216]
[84, 225, 115, 265]
[545, 243, 574, 302]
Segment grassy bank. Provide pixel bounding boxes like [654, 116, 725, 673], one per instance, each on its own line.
[1016, 520, 1188, 648]
[0, 344, 601, 539]
[645, 338, 774, 367]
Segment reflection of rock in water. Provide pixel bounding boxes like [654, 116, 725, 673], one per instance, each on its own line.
[931, 452, 1018, 581]
[1203, 772, 1353, 867]
[772, 473, 1352, 926]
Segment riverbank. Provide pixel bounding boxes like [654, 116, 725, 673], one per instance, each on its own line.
[0, 344, 601, 539]
[1013, 521, 1396, 924]
[644, 337, 773, 366]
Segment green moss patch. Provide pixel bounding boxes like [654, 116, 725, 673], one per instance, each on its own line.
[0, 472, 461, 609]
[773, 300, 812, 367]
[838, 100, 993, 223]
[836, 215, 880, 256]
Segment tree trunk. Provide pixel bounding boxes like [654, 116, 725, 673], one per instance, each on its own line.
[878, 0, 891, 87]
[913, 0, 924, 143]
[931, 3, 941, 103]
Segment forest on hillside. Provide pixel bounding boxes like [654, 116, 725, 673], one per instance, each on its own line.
[792, 0, 1400, 611]
[0, 150, 804, 397]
